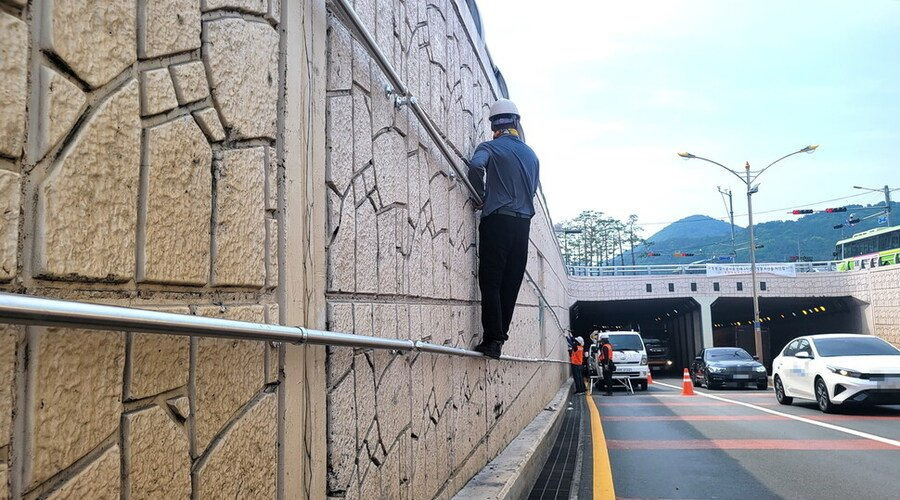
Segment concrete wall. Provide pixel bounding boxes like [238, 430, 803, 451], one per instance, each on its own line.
[322, 1, 569, 498]
[0, 0, 311, 498]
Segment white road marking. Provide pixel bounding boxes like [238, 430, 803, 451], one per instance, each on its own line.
[653, 381, 900, 449]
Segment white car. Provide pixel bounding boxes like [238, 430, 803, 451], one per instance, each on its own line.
[597, 331, 650, 390]
[772, 334, 900, 413]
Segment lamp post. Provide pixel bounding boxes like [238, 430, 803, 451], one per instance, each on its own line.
[852, 185, 894, 226]
[677, 145, 818, 362]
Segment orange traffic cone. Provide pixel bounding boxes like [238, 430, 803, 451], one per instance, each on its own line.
[647, 371, 654, 385]
[681, 368, 695, 396]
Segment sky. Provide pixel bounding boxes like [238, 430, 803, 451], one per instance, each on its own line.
[476, 0, 900, 235]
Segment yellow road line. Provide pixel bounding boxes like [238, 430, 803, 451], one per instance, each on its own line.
[585, 394, 616, 500]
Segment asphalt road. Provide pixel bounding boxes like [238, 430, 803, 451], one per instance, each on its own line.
[579, 376, 900, 499]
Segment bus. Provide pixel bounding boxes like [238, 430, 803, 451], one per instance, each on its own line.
[834, 225, 900, 271]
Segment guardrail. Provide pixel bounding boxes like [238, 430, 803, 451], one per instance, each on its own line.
[0, 293, 568, 365]
[567, 261, 839, 276]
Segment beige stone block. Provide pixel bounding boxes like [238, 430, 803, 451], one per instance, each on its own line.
[0, 325, 15, 447]
[356, 201, 378, 293]
[32, 329, 124, 486]
[44, 0, 136, 88]
[265, 218, 278, 288]
[328, 190, 355, 293]
[193, 107, 226, 142]
[141, 68, 179, 116]
[326, 16, 352, 92]
[205, 18, 278, 139]
[0, 171, 19, 281]
[141, 115, 212, 285]
[46, 445, 120, 500]
[38, 66, 87, 160]
[194, 305, 265, 452]
[196, 393, 276, 498]
[269, 0, 281, 21]
[170, 61, 210, 105]
[140, 0, 202, 58]
[0, 461, 6, 500]
[126, 405, 191, 498]
[326, 94, 353, 193]
[129, 333, 189, 399]
[37, 80, 140, 281]
[213, 147, 265, 286]
[0, 13, 27, 158]
[203, 0, 267, 13]
[326, 369, 356, 492]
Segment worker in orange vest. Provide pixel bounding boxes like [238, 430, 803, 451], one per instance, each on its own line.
[568, 336, 586, 394]
[596, 336, 615, 396]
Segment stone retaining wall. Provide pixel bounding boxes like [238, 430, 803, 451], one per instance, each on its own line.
[322, 1, 569, 498]
[1, 0, 287, 498]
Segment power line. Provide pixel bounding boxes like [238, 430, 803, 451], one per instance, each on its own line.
[640, 191, 880, 227]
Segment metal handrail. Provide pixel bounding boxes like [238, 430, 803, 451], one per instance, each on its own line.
[566, 261, 840, 277]
[0, 293, 568, 365]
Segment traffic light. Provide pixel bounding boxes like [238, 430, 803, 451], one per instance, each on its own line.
[825, 207, 847, 213]
[792, 209, 814, 215]
[848, 218, 860, 225]
[673, 252, 695, 257]
[833, 224, 844, 229]
[644, 252, 661, 257]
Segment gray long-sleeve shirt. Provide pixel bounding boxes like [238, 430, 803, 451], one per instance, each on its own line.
[467, 133, 540, 218]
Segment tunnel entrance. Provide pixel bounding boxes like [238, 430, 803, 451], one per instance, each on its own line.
[711, 296, 864, 368]
[570, 298, 700, 374]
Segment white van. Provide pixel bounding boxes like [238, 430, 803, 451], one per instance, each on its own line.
[599, 331, 650, 390]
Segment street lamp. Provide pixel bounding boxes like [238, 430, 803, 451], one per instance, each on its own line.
[852, 185, 894, 226]
[677, 145, 818, 363]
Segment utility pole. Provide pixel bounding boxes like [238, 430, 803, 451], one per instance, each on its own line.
[853, 185, 895, 226]
[718, 186, 737, 261]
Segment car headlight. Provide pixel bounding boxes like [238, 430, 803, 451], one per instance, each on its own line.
[708, 366, 726, 373]
[666, 360, 673, 366]
[641, 355, 648, 366]
[754, 366, 767, 373]
[827, 366, 863, 378]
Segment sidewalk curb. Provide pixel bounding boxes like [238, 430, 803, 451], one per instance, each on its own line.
[453, 379, 574, 499]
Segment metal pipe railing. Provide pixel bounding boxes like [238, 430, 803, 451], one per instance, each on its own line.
[0, 293, 568, 365]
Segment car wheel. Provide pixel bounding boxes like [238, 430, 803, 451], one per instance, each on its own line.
[815, 377, 836, 413]
[774, 376, 792, 405]
[706, 379, 719, 390]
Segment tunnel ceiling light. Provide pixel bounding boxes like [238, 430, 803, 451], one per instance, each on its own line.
[780, 314, 785, 319]
[792, 312, 797, 317]
[802, 310, 808, 315]
[820, 305, 827, 311]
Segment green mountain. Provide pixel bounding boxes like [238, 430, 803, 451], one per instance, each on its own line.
[635, 202, 898, 264]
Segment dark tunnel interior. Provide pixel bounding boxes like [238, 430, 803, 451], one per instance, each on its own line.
[570, 296, 865, 371]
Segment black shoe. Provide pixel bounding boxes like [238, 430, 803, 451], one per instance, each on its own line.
[473, 340, 502, 359]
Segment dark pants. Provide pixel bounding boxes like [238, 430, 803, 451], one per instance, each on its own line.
[478, 213, 531, 343]
[571, 364, 586, 393]
[598, 365, 613, 394]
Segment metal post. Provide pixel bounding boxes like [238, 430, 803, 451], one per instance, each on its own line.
[745, 164, 764, 362]
[885, 185, 893, 226]
[727, 190, 736, 261]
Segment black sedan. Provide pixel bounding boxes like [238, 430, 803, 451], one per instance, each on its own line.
[690, 348, 768, 390]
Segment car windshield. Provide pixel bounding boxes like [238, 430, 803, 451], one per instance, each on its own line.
[812, 337, 900, 357]
[706, 349, 753, 360]
[608, 334, 643, 351]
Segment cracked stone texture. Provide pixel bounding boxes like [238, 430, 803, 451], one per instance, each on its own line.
[266, 218, 278, 288]
[0, 171, 19, 281]
[170, 61, 210, 105]
[126, 405, 191, 498]
[266, 146, 278, 211]
[46, 445, 120, 500]
[31, 329, 124, 487]
[203, 0, 267, 13]
[194, 305, 266, 453]
[142, 115, 212, 285]
[38, 66, 87, 159]
[213, 147, 266, 286]
[193, 107, 226, 142]
[0, 325, 14, 450]
[44, 0, 136, 88]
[205, 18, 279, 140]
[37, 79, 141, 281]
[129, 307, 190, 399]
[168, 396, 190, 420]
[0, 12, 27, 158]
[141, 68, 179, 116]
[196, 392, 276, 499]
[141, 0, 202, 58]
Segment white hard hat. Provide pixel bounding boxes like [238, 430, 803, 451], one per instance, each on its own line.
[489, 98, 520, 119]
[575, 336, 584, 345]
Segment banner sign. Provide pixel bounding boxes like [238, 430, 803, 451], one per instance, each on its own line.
[706, 263, 797, 277]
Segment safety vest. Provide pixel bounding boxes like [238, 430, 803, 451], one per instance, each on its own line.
[569, 346, 583, 365]
[598, 344, 613, 363]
